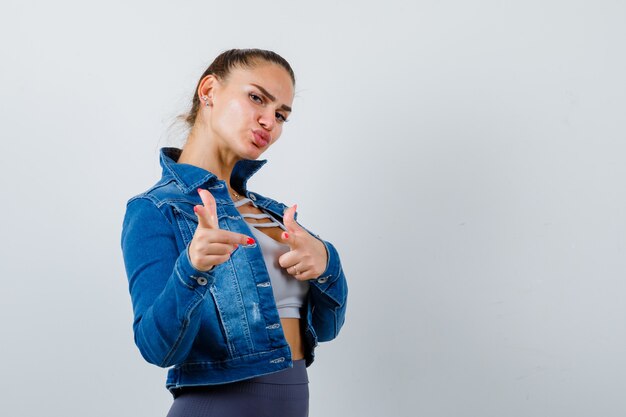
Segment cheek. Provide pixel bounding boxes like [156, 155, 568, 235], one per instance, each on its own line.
[213, 100, 250, 137]
[223, 100, 247, 122]
[270, 127, 283, 143]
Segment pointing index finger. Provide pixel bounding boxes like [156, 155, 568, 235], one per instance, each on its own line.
[197, 188, 219, 229]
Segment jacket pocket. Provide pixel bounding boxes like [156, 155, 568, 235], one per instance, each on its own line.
[184, 291, 233, 363]
[172, 203, 237, 247]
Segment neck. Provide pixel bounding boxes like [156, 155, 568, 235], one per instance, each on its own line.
[178, 123, 241, 190]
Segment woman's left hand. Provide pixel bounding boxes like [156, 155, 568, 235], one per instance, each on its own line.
[278, 204, 328, 281]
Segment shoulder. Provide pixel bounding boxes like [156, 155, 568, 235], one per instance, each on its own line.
[125, 177, 189, 209]
[123, 177, 189, 227]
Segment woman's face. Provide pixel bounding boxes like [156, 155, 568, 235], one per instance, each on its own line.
[204, 63, 294, 160]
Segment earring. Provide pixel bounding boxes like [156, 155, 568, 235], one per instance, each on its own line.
[202, 96, 216, 107]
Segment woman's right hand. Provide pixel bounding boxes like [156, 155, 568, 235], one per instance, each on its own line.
[188, 188, 254, 271]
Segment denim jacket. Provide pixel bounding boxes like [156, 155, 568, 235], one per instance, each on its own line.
[120, 147, 348, 392]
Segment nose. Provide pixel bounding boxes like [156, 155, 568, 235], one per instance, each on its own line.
[258, 108, 276, 131]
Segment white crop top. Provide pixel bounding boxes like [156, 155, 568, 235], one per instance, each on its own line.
[234, 197, 309, 319]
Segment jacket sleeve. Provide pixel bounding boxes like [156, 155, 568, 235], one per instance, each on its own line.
[305, 232, 349, 343]
[120, 197, 216, 368]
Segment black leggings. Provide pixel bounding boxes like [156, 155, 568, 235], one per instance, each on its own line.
[166, 360, 309, 417]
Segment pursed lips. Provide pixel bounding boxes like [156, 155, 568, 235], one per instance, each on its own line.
[252, 129, 270, 147]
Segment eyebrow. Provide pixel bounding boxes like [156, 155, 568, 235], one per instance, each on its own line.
[251, 83, 292, 113]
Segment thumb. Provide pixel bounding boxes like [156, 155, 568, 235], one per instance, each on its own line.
[282, 204, 303, 233]
[194, 204, 215, 230]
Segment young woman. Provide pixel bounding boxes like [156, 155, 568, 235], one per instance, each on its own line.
[120, 49, 348, 416]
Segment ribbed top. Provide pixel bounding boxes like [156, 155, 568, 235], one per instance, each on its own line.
[234, 198, 309, 318]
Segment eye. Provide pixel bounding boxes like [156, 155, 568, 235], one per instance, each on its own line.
[249, 93, 263, 104]
[275, 112, 289, 123]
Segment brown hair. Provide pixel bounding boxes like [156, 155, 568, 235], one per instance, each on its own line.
[182, 48, 295, 128]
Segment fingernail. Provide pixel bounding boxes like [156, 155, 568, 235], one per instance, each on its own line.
[193, 205, 198, 213]
[197, 188, 202, 194]
[283, 232, 289, 239]
[247, 237, 255, 245]
[294, 204, 298, 211]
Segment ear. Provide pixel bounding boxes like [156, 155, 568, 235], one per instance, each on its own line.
[197, 74, 219, 106]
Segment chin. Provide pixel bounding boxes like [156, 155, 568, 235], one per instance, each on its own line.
[250, 149, 266, 160]
[241, 142, 265, 160]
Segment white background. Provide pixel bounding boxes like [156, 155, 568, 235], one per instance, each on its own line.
[1, 1, 625, 416]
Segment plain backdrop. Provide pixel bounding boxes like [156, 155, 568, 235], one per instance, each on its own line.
[1, 1, 625, 416]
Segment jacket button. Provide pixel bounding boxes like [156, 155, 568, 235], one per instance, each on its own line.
[249, 193, 256, 201]
[317, 276, 329, 284]
[195, 277, 208, 286]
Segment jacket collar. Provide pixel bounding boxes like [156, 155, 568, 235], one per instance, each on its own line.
[159, 147, 267, 194]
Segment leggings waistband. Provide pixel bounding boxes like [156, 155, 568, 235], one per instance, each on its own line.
[247, 359, 308, 385]
[171, 359, 308, 398]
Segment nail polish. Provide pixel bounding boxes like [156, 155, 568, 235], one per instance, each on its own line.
[247, 237, 255, 245]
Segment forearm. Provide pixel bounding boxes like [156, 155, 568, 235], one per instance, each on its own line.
[308, 239, 348, 342]
[131, 244, 215, 367]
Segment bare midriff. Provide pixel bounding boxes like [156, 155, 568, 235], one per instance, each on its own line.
[281, 318, 305, 360]
[236, 196, 305, 361]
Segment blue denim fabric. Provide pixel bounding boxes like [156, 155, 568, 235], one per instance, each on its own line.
[120, 147, 348, 392]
